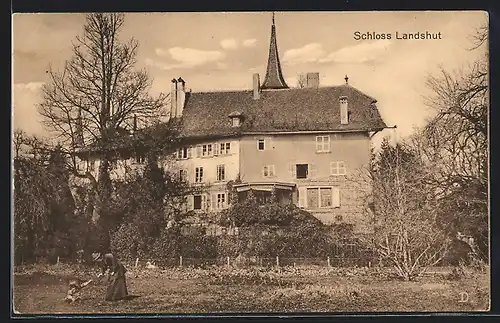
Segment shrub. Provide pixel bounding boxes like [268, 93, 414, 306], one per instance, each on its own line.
[216, 200, 331, 259]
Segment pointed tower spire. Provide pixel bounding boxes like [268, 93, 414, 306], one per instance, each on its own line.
[261, 12, 288, 90]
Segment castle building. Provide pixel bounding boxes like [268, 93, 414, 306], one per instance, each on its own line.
[77, 14, 388, 233]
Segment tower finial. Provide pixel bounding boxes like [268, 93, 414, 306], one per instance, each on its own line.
[344, 75, 349, 85]
[272, 12, 275, 25]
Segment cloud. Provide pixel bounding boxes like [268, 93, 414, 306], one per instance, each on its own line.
[220, 38, 238, 50]
[320, 39, 393, 64]
[150, 47, 226, 70]
[283, 43, 326, 65]
[242, 38, 257, 48]
[282, 40, 393, 66]
[14, 82, 44, 91]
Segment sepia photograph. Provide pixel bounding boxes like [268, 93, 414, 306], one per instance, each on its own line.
[12, 11, 489, 314]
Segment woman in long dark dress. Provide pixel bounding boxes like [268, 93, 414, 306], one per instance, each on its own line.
[93, 252, 128, 301]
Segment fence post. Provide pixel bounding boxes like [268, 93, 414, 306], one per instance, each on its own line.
[227, 256, 230, 266]
[57, 256, 60, 265]
[135, 258, 139, 267]
[179, 255, 183, 267]
[327, 256, 331, 268]
[276, 256, 280, 267]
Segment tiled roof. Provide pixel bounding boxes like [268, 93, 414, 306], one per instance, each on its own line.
[178, 84, 387, 139]
[77, 85, 387, 155]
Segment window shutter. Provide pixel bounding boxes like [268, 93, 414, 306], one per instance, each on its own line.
[231, 141, 237, 154]
[262, 166, 266, 178]
[214, 143, 220, 156]
[298, 187, 307, 208]
[340, 161, 346, 175]
[332, 187, 340, 208]
[185, 165, 191, 183]
[288, 163, 296, 179]
[265, 137, 273, 150]
[195, 145, 202, 158]
[187, 147, 192, 159]
[206, 194, 212, 211]
[309, 163, 317, 178]
[271, 165, 276, 177]
[187, 195, 194, 210]
[212, 193, 217, 210]
[315, 137, 321, 151]
[326, 136, 331, 152]
[202, 194, 207, 210]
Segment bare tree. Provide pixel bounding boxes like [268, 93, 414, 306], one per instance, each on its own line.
[356, 138, 451, 280]
[414, 25, 489, 257]
[38, 13, 168, 249]
[468, 23, 488, 51]
[297, 73, 307, 89]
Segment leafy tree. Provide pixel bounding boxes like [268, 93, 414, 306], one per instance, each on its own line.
[13, 130, 76, 263]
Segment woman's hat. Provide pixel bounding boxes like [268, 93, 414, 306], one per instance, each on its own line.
[92, 252, 102, 262]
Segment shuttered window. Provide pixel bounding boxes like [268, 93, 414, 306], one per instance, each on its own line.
[300, 186, 341, 209]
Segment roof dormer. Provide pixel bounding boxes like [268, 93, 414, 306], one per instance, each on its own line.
[228, 111, 244, 127]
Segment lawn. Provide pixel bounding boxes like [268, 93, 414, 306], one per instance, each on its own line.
[12, 264, 490, 314]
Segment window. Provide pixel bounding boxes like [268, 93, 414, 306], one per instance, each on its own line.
[219, 142, 231, 155]
[179, 169, 188, 182]
[330, 161, 347, 176]
[193, 195, 202, 210]
[232, 117, 240, 127]
[258, 139, 265, 151]
[262, 165, 275, 178]
[305, 187, 339, 209]
[87, 160, 95, 172]
[217, 164, 226, 181]
[195, 167, 204, 183]
[307, 188, 319, 208]
[255, 190, 272, 205]
[320, 188, 333, 207]
[217, 193, 226, 209]
[135, 153, 145, 164]
[296, 164, 308, 179]
[177, 147, 191, 159]
[316, 136, 330, 153]
[202, 144, 213, 157]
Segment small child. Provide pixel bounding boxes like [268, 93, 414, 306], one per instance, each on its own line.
[64, 278, 92, 303]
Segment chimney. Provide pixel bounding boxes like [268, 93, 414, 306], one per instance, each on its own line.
[339, 96, 348, 125]
[176, 77, 186, 118]
[75, 108, 84, 147]
[306, 72, 319, 88]
[253, 73, 260, 100]
[170, 79, 178, 118]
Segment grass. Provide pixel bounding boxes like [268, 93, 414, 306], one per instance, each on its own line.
[12, 264, 490, 314]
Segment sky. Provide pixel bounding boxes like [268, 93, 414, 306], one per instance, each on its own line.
[12, 11, 488, 144]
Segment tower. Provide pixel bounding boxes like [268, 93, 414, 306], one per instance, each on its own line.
[261, 12, 289, 90]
